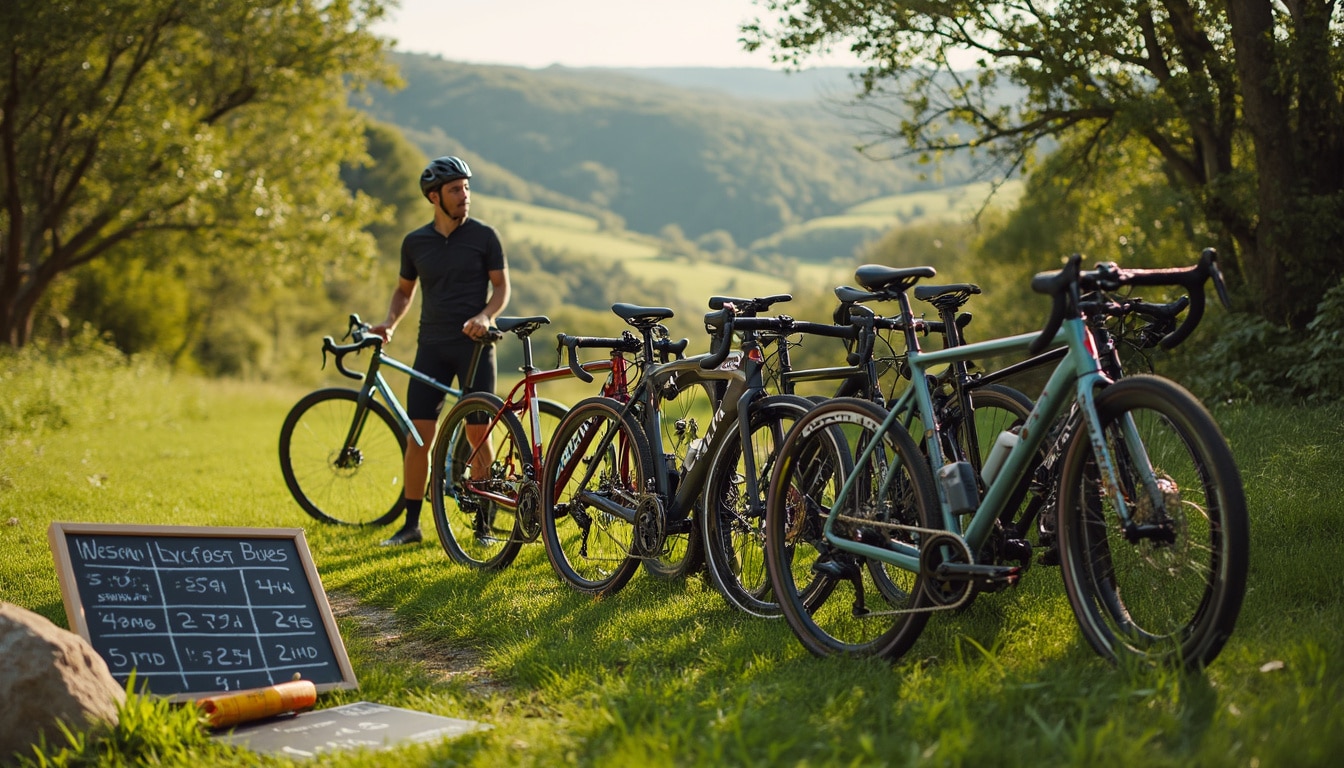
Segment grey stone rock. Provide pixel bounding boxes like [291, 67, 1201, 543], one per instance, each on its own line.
[0, 602, 125, 762]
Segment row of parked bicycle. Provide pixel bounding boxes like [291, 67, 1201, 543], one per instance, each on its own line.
[280, 249, 1248, 670]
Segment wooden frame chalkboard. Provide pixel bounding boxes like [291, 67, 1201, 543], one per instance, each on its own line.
[48, 522, 358, 702]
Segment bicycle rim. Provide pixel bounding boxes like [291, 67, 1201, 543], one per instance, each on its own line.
[702, 395, 819, 617]
[541, 397, 650, 596]
[766, 398, 937, 660]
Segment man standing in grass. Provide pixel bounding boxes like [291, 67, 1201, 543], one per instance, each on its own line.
[371, 156, 509, 546]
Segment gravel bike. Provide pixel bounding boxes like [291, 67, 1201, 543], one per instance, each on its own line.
[278, 314, 564, 526]
[698, 287, 1032, 617]
[540, 299, 826, 597]
[765, 250, 1248, 669]
[426, 314, 624, 570]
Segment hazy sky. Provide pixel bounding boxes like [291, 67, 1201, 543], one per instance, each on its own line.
[373, 0, 861, 69]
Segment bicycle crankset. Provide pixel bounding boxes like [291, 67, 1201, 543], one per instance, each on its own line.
[632, 494, 667, 559]
[515, 480, 543, 543]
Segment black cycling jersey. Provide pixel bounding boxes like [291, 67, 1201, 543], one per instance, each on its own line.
[399, 218, 506, 346]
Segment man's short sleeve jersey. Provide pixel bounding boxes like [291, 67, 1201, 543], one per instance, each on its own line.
[399, 218, 506, 345]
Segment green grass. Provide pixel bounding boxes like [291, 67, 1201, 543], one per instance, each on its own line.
[2, 348, 1343, 766]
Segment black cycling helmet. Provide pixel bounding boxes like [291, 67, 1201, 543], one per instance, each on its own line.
[420, 156, 472, 198]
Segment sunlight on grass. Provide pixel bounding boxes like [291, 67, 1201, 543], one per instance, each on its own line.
[3, 353, 1342, 766]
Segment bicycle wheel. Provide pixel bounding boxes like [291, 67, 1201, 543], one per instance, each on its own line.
[765, 398, 940, 660]
[1056, 375, 1248, 668]
[279, 388, 406, 526]
[642, 381, 716, 581]
[702, 394, 821, 617]
[541, 396, 652, 597]
[430, 392, 527, 570]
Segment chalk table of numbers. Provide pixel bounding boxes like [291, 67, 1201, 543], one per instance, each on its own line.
[50, 525, 356, 699]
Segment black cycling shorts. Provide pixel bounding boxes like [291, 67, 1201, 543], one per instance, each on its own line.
[406, 342, 496, 421]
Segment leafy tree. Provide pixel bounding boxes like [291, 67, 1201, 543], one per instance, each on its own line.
[743, 0, 1344, 328]
[341, 119, 428, 256]
[0, 0, 396, 348]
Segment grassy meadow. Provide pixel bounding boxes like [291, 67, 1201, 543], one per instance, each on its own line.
[2, 345, 1343, 767]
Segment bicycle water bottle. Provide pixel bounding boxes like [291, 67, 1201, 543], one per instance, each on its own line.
[684, 438, 706, 470]
[936, 461, 978, 514]
[980, 429, 1020, 486]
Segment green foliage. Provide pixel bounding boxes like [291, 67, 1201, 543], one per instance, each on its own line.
[342, 120, 431, 255]
[66, 258, 192, 359]
[743, 0, 1344, 332]
[0, 0, 397, 348]
[1189, 278, 1344, 403]
[0, 325, 189, 438]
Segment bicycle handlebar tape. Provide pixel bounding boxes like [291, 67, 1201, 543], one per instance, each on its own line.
[700, 311, 736, 370]
[1028, 254, 1082, 355]
[196, 678, 318, 729]
[564, 337, 594, 383]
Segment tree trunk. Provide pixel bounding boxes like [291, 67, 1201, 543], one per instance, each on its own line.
[1227, 0, 1344, 328]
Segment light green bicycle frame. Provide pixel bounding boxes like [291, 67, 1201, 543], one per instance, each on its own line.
[821, 314, 1153, 573]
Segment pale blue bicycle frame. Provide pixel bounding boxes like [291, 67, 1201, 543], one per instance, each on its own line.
[354, 354, 463, 448]
[820, 311, 1153, 574]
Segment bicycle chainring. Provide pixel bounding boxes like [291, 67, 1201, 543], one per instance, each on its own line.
[515, 480, 543, 543]
[919, 531, 975, 606]
[632, 494, 667, 559]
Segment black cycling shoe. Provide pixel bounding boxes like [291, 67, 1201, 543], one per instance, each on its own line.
[379, 526, 423, 547]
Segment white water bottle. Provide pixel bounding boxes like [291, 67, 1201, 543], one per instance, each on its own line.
[684, 438, 705, 469]
[980, 429, 1020, 486]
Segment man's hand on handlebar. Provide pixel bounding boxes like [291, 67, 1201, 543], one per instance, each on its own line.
[369, 322, 395, 344]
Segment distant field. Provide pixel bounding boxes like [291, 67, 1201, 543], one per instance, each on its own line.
[749, 180, 1026, 260]
[481, 194, 795, 308]
[473, 180, 1023, 309]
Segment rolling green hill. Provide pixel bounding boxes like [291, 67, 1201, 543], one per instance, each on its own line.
[751, 179, 1025, 262]
[472, 181, 1013, 319]
[361, 54, 986, 247]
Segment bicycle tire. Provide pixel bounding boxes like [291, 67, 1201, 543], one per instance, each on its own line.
[642, 381, 717, 581]
[701, 394, 826, 617]
[1056, 375, 1248, 668]
[278, 388, 406, 526]
[429, 392, 527, 570]
[765, 397, 940, 660]
[541, 396, 652, 597]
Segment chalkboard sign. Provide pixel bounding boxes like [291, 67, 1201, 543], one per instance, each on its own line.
[48, 523, 358, 701]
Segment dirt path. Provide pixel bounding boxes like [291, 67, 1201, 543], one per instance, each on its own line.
[325, 590, 505, 694]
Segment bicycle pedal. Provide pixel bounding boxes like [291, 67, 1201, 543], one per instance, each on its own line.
[932, 561, 1021, 587]
[812, 557, 861, 581]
